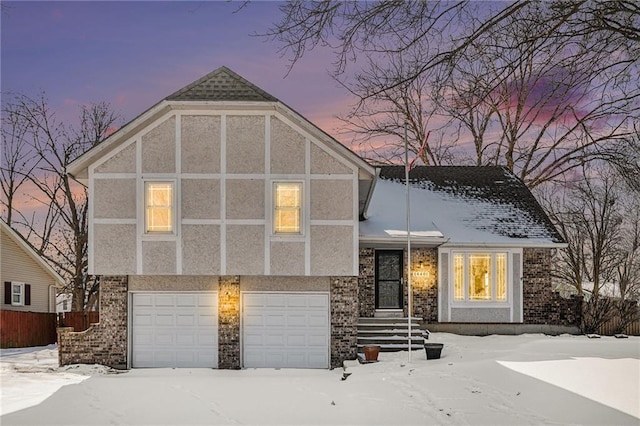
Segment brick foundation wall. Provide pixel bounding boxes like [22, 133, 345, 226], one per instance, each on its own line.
[523, 248, 582, 326]
[359, 248, 438, 322]
[330, 276, 358, 368]
[218, 276, 241, 369]
[358, 249, 375, 318]
[58, 276, 128, 368]
[405, 248, 438, 322]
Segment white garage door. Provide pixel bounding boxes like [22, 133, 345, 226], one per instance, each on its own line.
[243, 292, 330, 369]
[132, 292, 218, 368]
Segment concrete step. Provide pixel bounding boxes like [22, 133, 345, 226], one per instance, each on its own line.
[356, 316, 428, 352]
[357, 343, 425, 352]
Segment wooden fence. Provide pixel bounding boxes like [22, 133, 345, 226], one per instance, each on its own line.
[596, 314, 640, 336]
[0, 310, 57, 348]
[57, 311, 99, 332]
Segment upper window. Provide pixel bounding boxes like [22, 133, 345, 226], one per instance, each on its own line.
[453, 252, 508, 302]
[274, 182, 302, 234]
[145, 181, 174, 233]
[11, 283, 24, 306]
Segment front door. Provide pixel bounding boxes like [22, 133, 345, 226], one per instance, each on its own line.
[375, 250, 403, 309]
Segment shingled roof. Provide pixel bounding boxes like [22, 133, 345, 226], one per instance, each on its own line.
[166, 66, 278, 102]
[361, 165, 564, 244]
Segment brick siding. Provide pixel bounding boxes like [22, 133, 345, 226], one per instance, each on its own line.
[218, 276, 241, 369]
[58, 276, 128, 368]
[358, 249, 375, 318]
[330, 276, 359, 368]
[523, 248, 582, 326]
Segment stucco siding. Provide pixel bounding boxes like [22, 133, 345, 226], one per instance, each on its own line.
[450, 307, 511, 323]
[310, 143, 351, 174]
[226, 116, 264, 174]
[95, 142, 136, 174]
[93, 224, 136, 275]
[226, 225, 264, 275]
[0, 231, 55, 312]
[181, 115, 221, 174]
[270, 242, 305, 276]
[182, 225, 220, 275]
[310, 180, 353, 220]
[270, 116, 305, 174]
[142, 116, 176, 174]
[129, 275, 219, 291]
[181, 179, 220, 219]
[93, 179, 136, 219]
[241, 276, 329, 292]
[142, 241, 176, 274]
[310, 225, 354, 276]
[226, 179, 265, 220]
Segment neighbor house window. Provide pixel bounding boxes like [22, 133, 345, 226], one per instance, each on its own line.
[145, 181, 174, 233]
[11, 282, 24, 306]
[274, 182, 302, 234]
[453, 252, 508, 302]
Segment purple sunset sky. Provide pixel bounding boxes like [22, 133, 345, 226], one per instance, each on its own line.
[1, 1, 353, 140]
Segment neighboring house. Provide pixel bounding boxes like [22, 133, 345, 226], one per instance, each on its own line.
[56, 293, 73, 313]
[60, 66, 575, 370]
[1, 220, 63, 313]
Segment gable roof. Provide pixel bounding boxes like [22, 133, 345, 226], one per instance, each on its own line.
[361, 166, 565, 247]
[166, 66, 278, 102]
[67, 66, 374, 183]
[1, 220, 65, 286]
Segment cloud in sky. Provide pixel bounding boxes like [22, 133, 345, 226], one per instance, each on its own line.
[1, 1, 353, 131]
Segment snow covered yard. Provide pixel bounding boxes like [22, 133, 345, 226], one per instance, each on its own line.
[1, 334, 638, 425]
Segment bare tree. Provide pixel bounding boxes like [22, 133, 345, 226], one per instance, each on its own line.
[1, 103, 40, 226]
[265, 2, 639, 183]
[436, 2, 639, 187]
[1, 93, 120, 311]
[542, 165, 640, 332]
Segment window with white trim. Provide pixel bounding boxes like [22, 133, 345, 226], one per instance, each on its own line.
[453, 252, 508, 302]
[12, 282, 24, 306]
[145, 181, 174, 233]
[273, 182, 302, 234]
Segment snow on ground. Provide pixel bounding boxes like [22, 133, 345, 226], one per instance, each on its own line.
[1, 334, 639, 425]
[0, 345, 120, 416]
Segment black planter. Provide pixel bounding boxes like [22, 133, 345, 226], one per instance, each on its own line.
[424, 343, 444, 359]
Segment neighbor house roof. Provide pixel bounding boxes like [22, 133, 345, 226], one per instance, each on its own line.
[1, 220, 65, 286]
[360, 166, 565, 247]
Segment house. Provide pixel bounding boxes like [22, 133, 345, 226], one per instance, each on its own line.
[1, 220, 63, 348]
[61, 66, 575, 369]
[1, 220, 63, 313]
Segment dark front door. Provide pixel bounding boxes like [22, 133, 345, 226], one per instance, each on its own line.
[375, 250, 403, 309]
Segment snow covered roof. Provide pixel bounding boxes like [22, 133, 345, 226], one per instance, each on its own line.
[360, 166, 565, 247]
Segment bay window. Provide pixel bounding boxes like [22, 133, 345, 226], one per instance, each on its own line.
[453, 252, 508, 302]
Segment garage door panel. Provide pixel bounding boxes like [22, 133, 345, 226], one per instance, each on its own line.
[308, 295, 328, 308]
[198, 293, 216, 307]
[154, 295, 175, 307]
[176, 294, 197, 307]
[243, 292, 329, 369]
[198, 313, 217, 326]
[176, 314, 196, 326]
[308, 313, 329, 327]
[132, 292, 218, 368]
[244, 314, 265, 327]
[133, 313, 153, 326]
[265, 314, 285, 327]
[265, 294, 286, 307]
[155, 313, 175, 326]
[286, 295, 307, 308]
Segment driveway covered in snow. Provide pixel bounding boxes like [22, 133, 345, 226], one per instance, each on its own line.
[1, 333, 638, 425]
